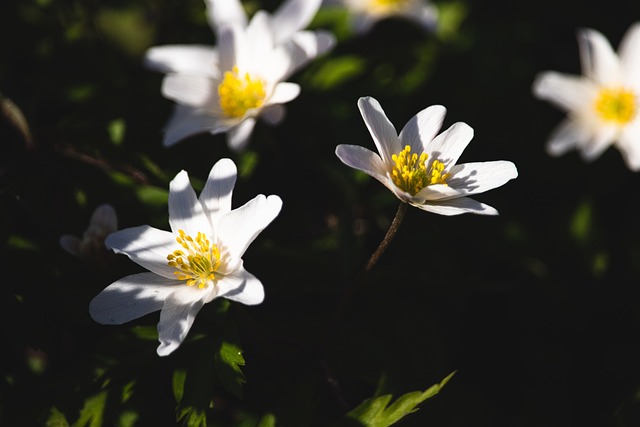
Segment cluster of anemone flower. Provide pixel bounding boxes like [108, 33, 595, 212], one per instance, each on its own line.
[60, 0, 639, 359]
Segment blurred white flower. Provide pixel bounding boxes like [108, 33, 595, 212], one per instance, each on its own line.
[145, 0, 335, 151]
[336, 97, 518, 215]
[324, 0, 438, 34]
[89, 159, 282, 356]
[533, 22, 640, 170]
[60, 203, 117, 259]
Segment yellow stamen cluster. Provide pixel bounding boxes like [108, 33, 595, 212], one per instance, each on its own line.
[391, 145, 449, 195]
[370, 0, 407, 12]
[167, 230, 221, 289]
[594, 87, 637, 125]
[218, 66, 266, 118]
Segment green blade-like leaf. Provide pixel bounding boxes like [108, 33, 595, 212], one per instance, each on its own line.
[336, 371, 456, 427]
[215, 341, 246, 399]
[72, 391, 107, 427]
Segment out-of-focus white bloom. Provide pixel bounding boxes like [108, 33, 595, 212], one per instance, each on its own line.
[336, 97, 518, 216]
[89, 159, 282, 356]
[145, 0, 335, 151]
[60, 203, 117, 259]
[533, 22, 640, 170]
[324, 0, 438, 35]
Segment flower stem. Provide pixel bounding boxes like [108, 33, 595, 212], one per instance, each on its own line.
[331, 202, 408, 323]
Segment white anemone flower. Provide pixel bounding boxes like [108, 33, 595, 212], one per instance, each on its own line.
[335, 97, 518, 216]
[532, 22, 640, 171]
[89, 159, 283, 356]
[144, 0, 335, 151]
[60, 203, 118, 259]
[324, 0, 438, 35]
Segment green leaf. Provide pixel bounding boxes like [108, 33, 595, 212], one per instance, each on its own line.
[46, 407, 70, 427]
[215, 341, 246, 399]
[177, 406, 207, 427]
[336, 371, 456, 427]
[72, 391, 107, 427]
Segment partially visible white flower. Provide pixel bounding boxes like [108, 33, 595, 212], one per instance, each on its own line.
[532, 22, 640, 171]
[336, 97, 518, 216]
[144, 0, 335, 151]
[60, 203, 117, 259]
[324, 0, 438, 35]
[89, 159, 282, 356]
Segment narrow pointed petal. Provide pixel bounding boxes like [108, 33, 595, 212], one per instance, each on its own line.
[577, 28, 620, 84]
[89, 272, 181, 325]
[218, 25, 245, 73]
[161, 74, 217, 109]
[163, 106, 222, 147]
[200, 158, 237, 229]
[144, 45, 219, 76]
[59, 235, 80, 256]
[357, 97, 401, 163]
[105, 226, 178, 279]
[619, 22, 640, 87]
[399, 105, 446, 155]
[271, 0, 322, 45]
[580, 126, 617, 161]
[217, 195, 282, 267]
[217, 268, 264, 305]
[168, 171, 211, 236]
[226, 118, 256, 152]
[245, 11, 276, 66]
[532, 71, 595, 112]
[426, 122, 474, 168]
[335, 144, 388, 180]
[205, 0, 247, 33]
[156, 286, 207, 356]
[616, 124, 640, 171]
[414, 197, 499, 216]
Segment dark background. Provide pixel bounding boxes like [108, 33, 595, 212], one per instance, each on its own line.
[2, 0, 640, 425]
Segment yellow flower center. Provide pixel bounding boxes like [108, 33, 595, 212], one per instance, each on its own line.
[594, 87, 637, 125]
[218, 66, 266, 118]
[167, 230, 221, 289]
[369, 0, 407, 12]
[391, 145, 450, 195]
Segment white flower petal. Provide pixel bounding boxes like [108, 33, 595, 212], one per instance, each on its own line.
[357, 96, 401, 164]
[59, 235, 81, 256]
[261, 104, 286, 125]
[218, 25, 244, 73]
[156, 286, 208, 356]
[270, 0, 322, 45]
[226, 117, 256, 152]
[335, 144, 388, 182]
[205, 0, 247, 33]
[398, 105, 446, 155]
[105, 226, 178, 279]
[446, 161, 518, 197]
[283, 30, 336, 78]
[402, 3, 438, 31]
[89, 272, 181, 325]
[217, 268, 265, 305]
[544, 118, 589, 157]
[619, 22, 640, 87]
[200, 158, 237, 231]
[90, 203, 118, 231]
[532, 71, 595, 113]
[162, 105, 224, 147]
[580, 126, 617, 161]
[268, 82, 300, 105]
[426, 121, 473, 169]
[246, 11, 276, 67]
[168, 171, 211, 236]
[217, 195, 282, 269]
[144, 45, 219, 77]
[413, 197, 499, 216]
[616, 123, 640, 171]
[578, 27, 620, 84]
[161, 74, 217, 109]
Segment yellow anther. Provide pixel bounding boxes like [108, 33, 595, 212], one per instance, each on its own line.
[370, 0, 407, 12]
[167, 229, 221, 289]
[390, 145, 449, 195]
[594, 87, 637, 124]
[218, 66, 266, 118]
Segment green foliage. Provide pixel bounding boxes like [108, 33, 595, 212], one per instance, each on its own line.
[334, 371, 456, 427]
[215, 341, 246, 399]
